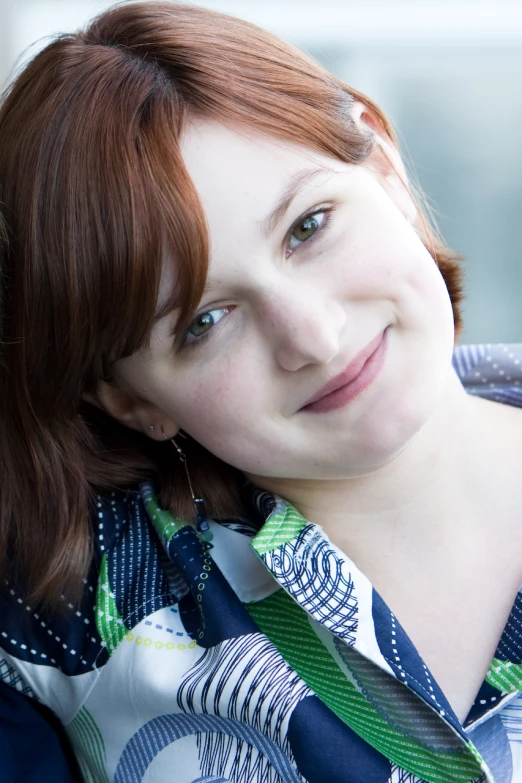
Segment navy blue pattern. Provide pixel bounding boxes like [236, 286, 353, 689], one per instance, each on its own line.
[0, 553, 106, 675]
[170, 526, 259, 647]
[372, 590, 458, 730]
[496, 592, 522, 664]
[107, 493, 177, 629]
[288, 695, 392, 783]
[465, 680, 504, 727]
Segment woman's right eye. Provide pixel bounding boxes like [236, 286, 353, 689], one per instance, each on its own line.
[182, 307, 230, 347]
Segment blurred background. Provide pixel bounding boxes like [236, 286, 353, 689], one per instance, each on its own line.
[0, 0, 521, 343]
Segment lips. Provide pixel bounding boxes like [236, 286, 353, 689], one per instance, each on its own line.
[299, 329, 387, 412]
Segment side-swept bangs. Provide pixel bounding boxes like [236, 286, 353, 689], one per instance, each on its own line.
[0, 2, 463, 607]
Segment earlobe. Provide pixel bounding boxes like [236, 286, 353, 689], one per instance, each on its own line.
[81, 382, 179, 441]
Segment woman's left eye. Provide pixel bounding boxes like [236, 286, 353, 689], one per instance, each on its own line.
[287, 209, 328, 254]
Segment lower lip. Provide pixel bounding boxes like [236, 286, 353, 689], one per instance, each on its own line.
[301, 329, 388, 414]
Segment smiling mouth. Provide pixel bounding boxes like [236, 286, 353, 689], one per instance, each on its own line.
[299, 329, 388, 414]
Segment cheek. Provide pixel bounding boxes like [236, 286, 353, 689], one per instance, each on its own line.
[167, 354, 267, 458]
[402, 252, 455, 335]
[366, 222, 453, 332]
[333, 214, 420, 302]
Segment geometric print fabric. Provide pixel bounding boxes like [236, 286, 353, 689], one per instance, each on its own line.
[1, 343, 522, 782]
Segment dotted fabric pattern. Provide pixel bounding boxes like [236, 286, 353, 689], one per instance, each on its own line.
[0, 551, 106, 675]
[454, 343, 522, 406]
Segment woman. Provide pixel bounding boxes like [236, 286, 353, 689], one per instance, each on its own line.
[0, 3, 521, 782]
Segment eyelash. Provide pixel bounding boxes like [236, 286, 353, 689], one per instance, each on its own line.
[179, 204, 335, 350]
[285, 205, 334, 258]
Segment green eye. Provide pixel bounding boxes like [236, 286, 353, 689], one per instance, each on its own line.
[288, 210, 327, 252]
[184, 307, 229, 346]
[190, 312, 215, 337]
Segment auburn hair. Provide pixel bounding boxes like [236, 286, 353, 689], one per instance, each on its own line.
[0, 2, 463, 608]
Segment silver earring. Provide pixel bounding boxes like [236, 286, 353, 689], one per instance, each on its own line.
[171, 436, 212, 541]
[149, 424, 155, 433]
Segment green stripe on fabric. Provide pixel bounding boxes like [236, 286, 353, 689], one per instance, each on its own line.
[251, 500, 308, 556]
[96, 554, 128, 656]
[486, 657, 522, 693]
[247, 590, 483, 783]
[142, 488, 189, 544]
[67, 707, 109, 783]
[77, 708, 107, 777]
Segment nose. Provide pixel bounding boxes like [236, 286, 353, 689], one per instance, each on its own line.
[262, 283, 346, 372]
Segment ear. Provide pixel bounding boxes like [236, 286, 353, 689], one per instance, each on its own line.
[351, 100, 417, 225]
[82, 382, 179, 441]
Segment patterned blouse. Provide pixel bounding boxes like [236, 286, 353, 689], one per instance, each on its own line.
[1, 343, 522, 783]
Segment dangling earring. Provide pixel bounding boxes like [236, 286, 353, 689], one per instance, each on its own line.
[171, 435, 213, 542]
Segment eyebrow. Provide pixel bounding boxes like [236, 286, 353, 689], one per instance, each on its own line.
[196, 166, 330, 302]
[259, 166, 329, 238]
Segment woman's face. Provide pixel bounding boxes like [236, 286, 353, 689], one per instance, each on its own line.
[114, 118, 455, 480]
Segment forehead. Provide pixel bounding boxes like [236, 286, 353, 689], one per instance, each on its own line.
[179, 120, 343, 228]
